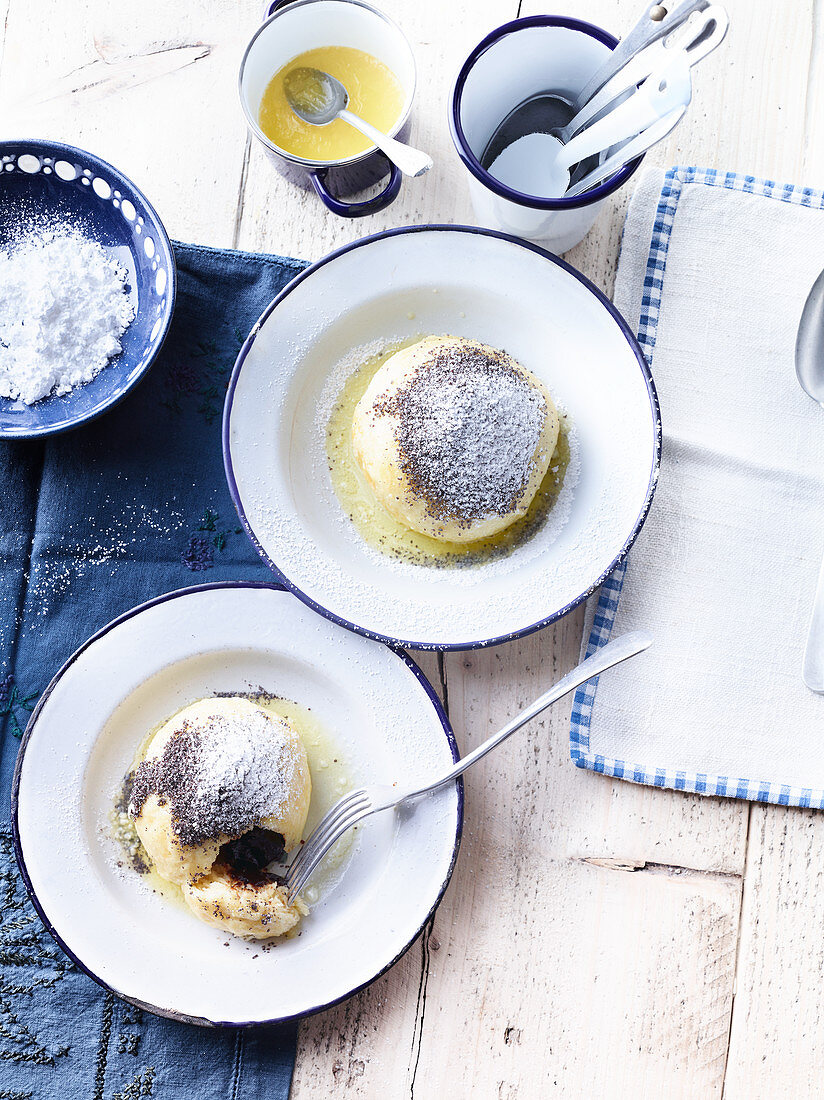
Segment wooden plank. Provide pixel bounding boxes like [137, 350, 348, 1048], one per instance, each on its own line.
[803, 0, 824, 181]
[423, 617, 744, 1097]
[0, 0, 10, 67]
[723, 805, 824, 1097]
[0, 0, 260, 246]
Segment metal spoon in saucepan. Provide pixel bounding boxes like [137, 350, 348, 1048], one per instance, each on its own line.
[284, 66, 433, 178]
[794, 270, 824, 693]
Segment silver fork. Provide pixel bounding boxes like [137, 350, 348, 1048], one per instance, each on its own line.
[284, 630, 652, 899]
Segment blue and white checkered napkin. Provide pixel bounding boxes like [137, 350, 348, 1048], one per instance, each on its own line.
[570, 166, 824, 807]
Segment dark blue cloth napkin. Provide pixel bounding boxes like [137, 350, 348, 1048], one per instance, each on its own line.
[0, 242, 308, 1100]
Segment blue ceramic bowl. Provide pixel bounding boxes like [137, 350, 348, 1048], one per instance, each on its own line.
[0, 140, 176, 438]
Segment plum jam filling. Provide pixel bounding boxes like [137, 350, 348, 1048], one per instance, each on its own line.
[218, 828, 287, 886]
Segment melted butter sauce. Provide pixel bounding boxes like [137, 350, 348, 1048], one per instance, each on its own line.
[111, 693, 354, 920]
[326, 339, 572, 567]
[258, 45, 405, 162]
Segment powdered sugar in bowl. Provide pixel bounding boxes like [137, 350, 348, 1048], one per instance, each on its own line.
[0, 140, 175, 439]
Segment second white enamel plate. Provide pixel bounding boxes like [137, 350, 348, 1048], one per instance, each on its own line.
[13, 583, 460, 1025]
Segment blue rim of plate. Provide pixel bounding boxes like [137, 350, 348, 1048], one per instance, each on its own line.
[222, 224, 663, 652]
[0, 139, 177, 439]
[11, 580, 463, 1027]
[449, 16, 644, 211]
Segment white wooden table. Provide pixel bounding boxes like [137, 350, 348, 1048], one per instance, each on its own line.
[4, 1, 823, 1094]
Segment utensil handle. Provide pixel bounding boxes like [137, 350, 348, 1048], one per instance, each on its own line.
[338, 109, 433, 177]
[309, 159, 402, 218]
[404, 631, 652, 800]
[803, 552, 824, 693]
[264, 0, 294, 17]
[566, 5, 726, 140]
[557, 50, 689, 172]
[564, 104, 685, 197]
[572, 0, 709, 112]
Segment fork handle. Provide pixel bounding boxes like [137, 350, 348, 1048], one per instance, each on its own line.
[402, 631, 652, 802]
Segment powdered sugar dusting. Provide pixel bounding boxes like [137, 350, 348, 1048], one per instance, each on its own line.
[318, 337, 388, 417]
[129, 706, 299, 848]
[311, 338, 580, 588]
[370, 339, 548, 527]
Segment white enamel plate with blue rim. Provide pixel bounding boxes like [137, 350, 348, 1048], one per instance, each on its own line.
[12, 583, 461, 1026]
[223, 226, 661, 650]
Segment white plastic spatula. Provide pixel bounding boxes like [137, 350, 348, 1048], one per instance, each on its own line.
[560, 5, 728, 146]
[488, 49, 692, 200]
[564, 104, 687, 198]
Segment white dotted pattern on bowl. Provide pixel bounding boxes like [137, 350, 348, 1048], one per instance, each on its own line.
[1, 149, 171, 377]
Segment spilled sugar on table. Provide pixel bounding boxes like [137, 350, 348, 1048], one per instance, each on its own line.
[2, 0, 823, 1095]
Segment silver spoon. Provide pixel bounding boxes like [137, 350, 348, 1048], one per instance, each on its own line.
[283, 66, 433, 178]
[558, 5, 727, 147]
[571, 0, 710, 114]
[794, 269, 824, 693]
[563, 104, 686, 198]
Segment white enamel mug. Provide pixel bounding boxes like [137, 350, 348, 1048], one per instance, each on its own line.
[450, 16, 645, 253]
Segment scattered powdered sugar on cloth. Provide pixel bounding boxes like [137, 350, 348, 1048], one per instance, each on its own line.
[0, 229, 134, 404]
[23, 494, 186, 630]
[0, 491, 187, 658]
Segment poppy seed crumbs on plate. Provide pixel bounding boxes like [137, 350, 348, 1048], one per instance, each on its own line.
[371, 342, 547, 527]
[128, 708, 297, 849]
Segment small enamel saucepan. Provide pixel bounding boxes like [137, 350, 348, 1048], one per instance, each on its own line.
[239, 0, 419, 218]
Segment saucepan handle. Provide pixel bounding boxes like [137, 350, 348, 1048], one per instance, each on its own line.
[309, 159, 402, 218]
